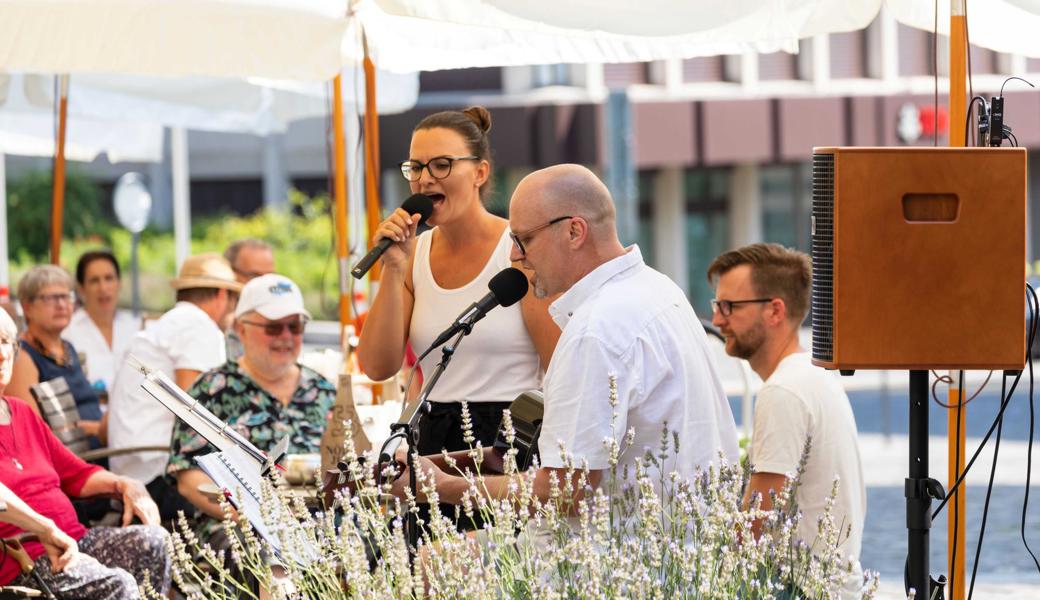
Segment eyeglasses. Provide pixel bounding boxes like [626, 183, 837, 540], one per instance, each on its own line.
[32, 292, 75, 306]
[509, 216, 573, 256]
[399, 156, 479, 182]
[710, 298, 773, 317]
[239, 318, 307, 337]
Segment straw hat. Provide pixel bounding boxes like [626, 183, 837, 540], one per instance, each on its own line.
[170, 253, 243, 292]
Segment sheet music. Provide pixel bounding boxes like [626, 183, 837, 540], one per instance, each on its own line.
[127, 354, 314, 562]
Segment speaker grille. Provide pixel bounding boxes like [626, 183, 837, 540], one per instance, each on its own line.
[811, 153, 835, 362]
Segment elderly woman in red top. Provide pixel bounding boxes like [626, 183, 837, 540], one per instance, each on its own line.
[0, 307, 169, 598]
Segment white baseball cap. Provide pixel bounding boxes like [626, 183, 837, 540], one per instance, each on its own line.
[234, 274, 311, 320]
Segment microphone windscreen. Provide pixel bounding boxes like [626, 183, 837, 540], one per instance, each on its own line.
[488, 267, 529, 307]
[401, 194, 434, 226]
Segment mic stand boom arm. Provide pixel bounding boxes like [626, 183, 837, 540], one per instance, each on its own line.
[379, 326, 470, 555]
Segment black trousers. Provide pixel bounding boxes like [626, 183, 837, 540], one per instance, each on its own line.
[415, 401, 510, 531]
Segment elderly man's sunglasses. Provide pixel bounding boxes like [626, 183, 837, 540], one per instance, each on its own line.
[239, 318, 307, 336]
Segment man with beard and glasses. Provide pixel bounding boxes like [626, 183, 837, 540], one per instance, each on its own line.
[707, 243, 865, 599]
[167, 274, 334, 538]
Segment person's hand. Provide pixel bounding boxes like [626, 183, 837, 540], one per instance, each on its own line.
[77, 419, 101, 438]
[389, 451, 445, 503]
[372, 208, 422, 272]
[36, 520, 79, 573]
[115, 477, 160, 526]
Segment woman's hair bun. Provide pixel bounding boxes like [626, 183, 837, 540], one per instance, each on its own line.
[462, 106, 492, 134]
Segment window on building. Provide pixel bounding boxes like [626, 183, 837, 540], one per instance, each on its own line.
[830, 30, 867, 79]
[531, 64, 572, 87]
[682, 56, 727, 83]
[897, 24, 936, 77]
[685, 168, 730, 315]
[759, 52, 799, 81]
[761, 163, 812, 253]
[419, 67, 503, 92]
[603, 63, 650, 89]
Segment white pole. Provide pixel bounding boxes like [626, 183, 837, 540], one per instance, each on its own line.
[0, 152, 8, 287]
[171, 127, 190, 271]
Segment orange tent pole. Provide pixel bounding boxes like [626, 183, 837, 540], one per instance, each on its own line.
[948, 2, 968, 599]
[332, 74, 352, 335]
[50, 75, 70, 265]
[363, 32, 383, 288]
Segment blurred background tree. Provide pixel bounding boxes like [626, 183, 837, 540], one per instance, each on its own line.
[7, 170, 112, 262]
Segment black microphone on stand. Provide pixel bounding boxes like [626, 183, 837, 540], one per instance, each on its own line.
[380, 267, 530, 466]
[351, 194, 434, 279]
[423, 267, 529, 356]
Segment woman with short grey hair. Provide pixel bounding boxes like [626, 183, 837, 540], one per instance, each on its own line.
[7, 265, 103, 444]
[0, 307, 170, 598]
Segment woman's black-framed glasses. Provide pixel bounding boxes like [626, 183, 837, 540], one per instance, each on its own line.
[509, 216, 573, 256]
[399, 155, 480, 182]
[710, 298, 773, 317]
[239, 318, 307, 337]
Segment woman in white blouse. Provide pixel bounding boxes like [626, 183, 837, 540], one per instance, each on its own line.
[62, 250, 140, 395]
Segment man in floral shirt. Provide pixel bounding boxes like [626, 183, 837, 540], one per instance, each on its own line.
[166, 274, 335, 528]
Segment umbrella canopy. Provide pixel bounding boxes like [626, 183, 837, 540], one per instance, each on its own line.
[0, 0, 348, 80]
[354, 0, 881, 72]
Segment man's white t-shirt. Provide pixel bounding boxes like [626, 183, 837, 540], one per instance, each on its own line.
[750, 352, 866, 599]
[107, 302, 226, 483]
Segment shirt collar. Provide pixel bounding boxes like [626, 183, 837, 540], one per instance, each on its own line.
[549, 245, 644, 329]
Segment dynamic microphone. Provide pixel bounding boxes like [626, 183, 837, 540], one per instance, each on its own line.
[351, 194, 434, 279]
[425, 267, 529, 353]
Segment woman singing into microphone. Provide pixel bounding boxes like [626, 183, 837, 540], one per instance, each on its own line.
[357, 106, 558, 459]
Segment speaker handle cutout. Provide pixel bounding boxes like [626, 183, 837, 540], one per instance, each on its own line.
[902, 193, 960, 223]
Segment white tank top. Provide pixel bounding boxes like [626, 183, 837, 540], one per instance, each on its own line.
[409, 227, 541, 403]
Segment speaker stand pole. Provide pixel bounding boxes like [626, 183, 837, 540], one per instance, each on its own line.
[906, 370, 947, 599]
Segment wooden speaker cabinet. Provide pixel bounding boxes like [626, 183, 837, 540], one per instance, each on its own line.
[811, 146, 1027, 370]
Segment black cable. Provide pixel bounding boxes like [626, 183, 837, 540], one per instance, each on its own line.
[967, 371, 1007, 600]
[1008, 131, 1019, 148]
[1022, 284, 1040, 572]
[964, 96, 987, 150]
[949, 369, 965, 596]
[933, 358, 1025, 517]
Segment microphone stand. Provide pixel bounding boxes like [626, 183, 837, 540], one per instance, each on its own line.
[383, 325, 470, 557]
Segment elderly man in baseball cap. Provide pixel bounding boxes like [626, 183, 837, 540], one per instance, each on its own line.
[167, 274, 336, 526]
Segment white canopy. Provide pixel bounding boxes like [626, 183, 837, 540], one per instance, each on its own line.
[4, 1, 1036, 79]
[355, 0, 880, 72]
[0, 0, 348, 81]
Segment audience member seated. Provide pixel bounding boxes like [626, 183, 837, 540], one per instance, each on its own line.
[223, 239, 276, 362]
[0, 307, 169, 599]
[108, 254, 241, 520]
[7, 266, 103, 447]
[62, 250, 140, 402]
[167, 274, 334, 535]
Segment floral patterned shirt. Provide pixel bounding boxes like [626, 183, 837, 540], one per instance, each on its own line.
[166, 360, 336, 476]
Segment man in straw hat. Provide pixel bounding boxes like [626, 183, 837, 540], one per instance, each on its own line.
[107, 253, 242, 518]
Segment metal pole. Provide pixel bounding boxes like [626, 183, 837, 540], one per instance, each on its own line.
[171, 127, 191, 271]
[907, 370, 933, 598]
[131, 232, 140, 317]
[50, 74, 69, 265]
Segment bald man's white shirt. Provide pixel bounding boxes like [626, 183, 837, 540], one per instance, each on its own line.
[538, 246, 739, 491]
